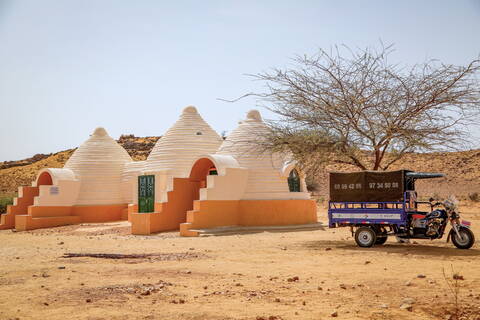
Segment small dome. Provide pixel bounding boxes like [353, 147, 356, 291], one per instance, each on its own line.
[64, 127, 132, 205]
[246, 110, 262, 122]
[145, 106, 223, 177]
[217, 110, 289, 198]
[92, 127, 108, 137]
[183, 106, 198, 114]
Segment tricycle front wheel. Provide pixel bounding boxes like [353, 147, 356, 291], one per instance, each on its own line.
[452, 227, 475, 249]
[355, 227, 377, 248]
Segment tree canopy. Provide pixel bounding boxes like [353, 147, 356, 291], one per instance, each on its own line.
[242, 44, 480, 172]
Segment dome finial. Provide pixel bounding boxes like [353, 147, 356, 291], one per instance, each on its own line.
[92, 127, 108, 137]
[246, 109, 262, 122]
[183, 106, 198, 114]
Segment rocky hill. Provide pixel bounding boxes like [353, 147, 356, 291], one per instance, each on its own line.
[1, 135, 479, 200]
[316, 150, 480, 201]
[0, 135, 159, 196]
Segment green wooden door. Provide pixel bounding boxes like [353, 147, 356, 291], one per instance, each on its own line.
[138, 175, 155, 213]
[288, 169, 301, 192]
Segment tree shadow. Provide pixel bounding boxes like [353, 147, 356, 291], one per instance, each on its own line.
[301, 239, 480, 257]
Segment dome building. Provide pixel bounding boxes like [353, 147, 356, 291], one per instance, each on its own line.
[1, 106, 318, 234]
[2, 127, 133, 231]
[129, 106, 224, 234]
[179, 110, 317, 236]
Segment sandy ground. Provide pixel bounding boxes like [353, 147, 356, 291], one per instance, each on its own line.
[1, 207, 479, 320]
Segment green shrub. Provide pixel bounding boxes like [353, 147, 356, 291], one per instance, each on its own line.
[0, 196, 13, 214]
[468, 192, 479, 202]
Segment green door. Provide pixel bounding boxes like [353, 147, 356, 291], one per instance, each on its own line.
[138, 175, 155, 213]
[288, 169, 301, 192]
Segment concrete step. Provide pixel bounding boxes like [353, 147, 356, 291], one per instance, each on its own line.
[190, 223, 325, 236]
[186, 210, 199, 223]
[179, 222, 199, 237]
[15, 215, 81, 231]
[28, 206, 71, 217]
[0, 213, 15, 230]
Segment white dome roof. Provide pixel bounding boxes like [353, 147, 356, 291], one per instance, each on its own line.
[64, 127, 132, 205]
[145, 106, 223, 177]
[217, 110, 290, 197]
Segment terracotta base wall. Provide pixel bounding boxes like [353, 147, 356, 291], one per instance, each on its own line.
[130, 178, 201, 235]
[0, 186, 38, 230]
[72, 204, 127, 222]
[14, 204, 128, 231]
[127, 204, 138, 222]
[239, 199, 317, 226]
[15, 214, 81, 231]
[180, 199, 317, 237]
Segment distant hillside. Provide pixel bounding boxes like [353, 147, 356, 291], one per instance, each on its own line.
[1, 135, 479, 200]
[316, 150, 480, 200]
[0, 135, 159, 195]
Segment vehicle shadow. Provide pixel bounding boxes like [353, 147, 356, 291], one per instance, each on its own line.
[301, 240, 480, 257]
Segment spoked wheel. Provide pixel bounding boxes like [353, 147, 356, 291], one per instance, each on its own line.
[452, 227, 475, 249]
[355, 227, 377, 248]
[375, 236, 388, 245]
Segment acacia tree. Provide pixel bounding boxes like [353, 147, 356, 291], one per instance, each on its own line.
[241, 44, 480, 171]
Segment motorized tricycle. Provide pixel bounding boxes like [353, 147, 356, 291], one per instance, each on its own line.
[328, 170, 475, 249]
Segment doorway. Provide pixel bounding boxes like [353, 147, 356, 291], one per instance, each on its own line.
[138, 175, 155, 213]
[288, 169, 301, 192]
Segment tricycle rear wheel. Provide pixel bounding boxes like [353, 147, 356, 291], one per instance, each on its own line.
[355, 227, 377, 247]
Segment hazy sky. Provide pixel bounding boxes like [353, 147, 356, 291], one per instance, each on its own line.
[0, 0, 479, 161]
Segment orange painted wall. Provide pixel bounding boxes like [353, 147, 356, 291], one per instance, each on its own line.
[180, 199, 317, 236]
[127, 204, 138, 222]
[12, 203, 128, 231]
[186, 200, 239, 229]
[130, 178, 201, 235]
[15, 214, 81, 231]
[239, 199, 317, 226]
[72, 204, 126, 222]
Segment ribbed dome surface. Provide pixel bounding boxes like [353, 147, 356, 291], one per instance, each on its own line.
[64, 127, 132, 205]
[145, 106, 223, 177]
[217, 110, 289, 198]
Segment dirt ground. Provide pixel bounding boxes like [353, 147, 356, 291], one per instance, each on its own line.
[1, 206, 479, 320]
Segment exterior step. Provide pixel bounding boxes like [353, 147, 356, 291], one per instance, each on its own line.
[15, 215, 81, 231]
[28, 206, 72, 218]
[28, 206, 72, 217]
[190, 223, 326, 236]
[0, 213, 15, 230]
[193, 200, 201, 211]
[179, 222, 199, 237]
[186, 210, 198, 223]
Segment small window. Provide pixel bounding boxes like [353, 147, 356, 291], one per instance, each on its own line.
[196, 132, 202, 135]
[208, 167, 218, 175]
[288, 169, 301, 192]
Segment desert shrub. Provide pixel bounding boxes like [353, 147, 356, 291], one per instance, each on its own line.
[0, 196, 13, 213]
[468, 192, 479, 202]
[305, 177, 320, 192]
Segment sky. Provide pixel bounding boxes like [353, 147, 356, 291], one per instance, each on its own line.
[0, 0, 479, 161]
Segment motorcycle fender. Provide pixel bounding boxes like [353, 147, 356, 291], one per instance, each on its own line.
[461, 220, 472, 228]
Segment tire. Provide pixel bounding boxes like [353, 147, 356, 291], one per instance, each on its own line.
[355, 227, 377, 248]
[452, 227, 475, 249]
[375, 236, 388, 245]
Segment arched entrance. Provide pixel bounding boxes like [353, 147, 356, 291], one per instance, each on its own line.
[37, 171, 53, 186]
[189, 158, 217, 191]
[288, 169, 301, 192]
